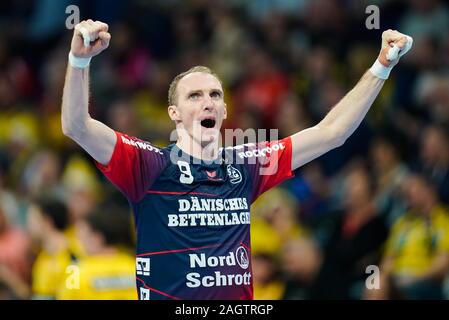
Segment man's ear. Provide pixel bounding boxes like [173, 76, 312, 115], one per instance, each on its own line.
[168, 105, 181, 121]
[223, 104, 227, 120]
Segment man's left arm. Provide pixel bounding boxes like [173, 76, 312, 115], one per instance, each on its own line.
[290, 30, 413, 170]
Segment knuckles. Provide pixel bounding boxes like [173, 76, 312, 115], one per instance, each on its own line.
[382, 29, 407, 42]
[74, 20, 108, 33]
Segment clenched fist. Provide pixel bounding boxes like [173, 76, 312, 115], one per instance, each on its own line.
[71, 19, 111, 59]
[369, 29, 413, 79]
[377, 29, 412, 68]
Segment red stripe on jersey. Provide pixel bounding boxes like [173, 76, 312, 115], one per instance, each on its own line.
[240, 242, 251, 251]
[146, 190, 219, 197]
[136, 243, 222, 257]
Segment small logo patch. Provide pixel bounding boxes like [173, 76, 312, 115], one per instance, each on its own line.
[227, 165, 242, 184]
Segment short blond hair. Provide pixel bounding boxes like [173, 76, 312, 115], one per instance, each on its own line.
[168, 66, 222, 106]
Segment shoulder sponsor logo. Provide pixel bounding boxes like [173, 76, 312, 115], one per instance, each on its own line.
[121, 136, 163, 154]
[227, 165, 242, 184]
[238, 142, 285, 159]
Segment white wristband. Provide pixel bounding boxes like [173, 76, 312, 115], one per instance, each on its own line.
[369, 59, 392, 80]
[68, 51, 91, 69]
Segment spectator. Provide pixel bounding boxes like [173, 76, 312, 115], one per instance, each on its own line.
[415, 125, 449, 205]
[56, 206, 135, 300]
[281, 237, 322, 300]
[253, 253, 285, 300]
[370, 136, 409, 225]
[310, 164, 388, 299]
[27, 197, 74, 299]
[0, 207, 32, 287]
[372, 173, 449, 300]
[251, 187, 308, 256]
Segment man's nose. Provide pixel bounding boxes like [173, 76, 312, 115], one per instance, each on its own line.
[202, 96, 215, 111]
[203, 104, 215, 112]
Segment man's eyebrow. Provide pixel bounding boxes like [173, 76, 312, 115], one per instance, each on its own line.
[186, 89, 223, 95]
[210, 89, 223, 95]
[186, 89, 202, 95]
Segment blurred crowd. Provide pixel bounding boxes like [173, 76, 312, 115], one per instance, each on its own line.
[1, 0, 449, 300]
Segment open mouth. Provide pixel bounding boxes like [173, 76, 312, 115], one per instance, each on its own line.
[200, 118, 216, 129]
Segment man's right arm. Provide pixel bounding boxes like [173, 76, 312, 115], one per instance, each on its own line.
[61, 20, 115, 166]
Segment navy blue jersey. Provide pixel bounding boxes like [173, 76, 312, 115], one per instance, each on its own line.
[95, 131, 294, 300]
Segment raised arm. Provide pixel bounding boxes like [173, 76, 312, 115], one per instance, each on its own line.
[61, 19, 116, 165]
[290, 30, 413, 170]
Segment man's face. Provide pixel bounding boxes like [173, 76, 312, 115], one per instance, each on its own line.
[420, 128, 444, 164]
[26, 205, 44, 240]
[402, 176, 435, 212]
[344, 169, 372, 209]
[77, 220, 101, 256]
[169, 72, 227, 146]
